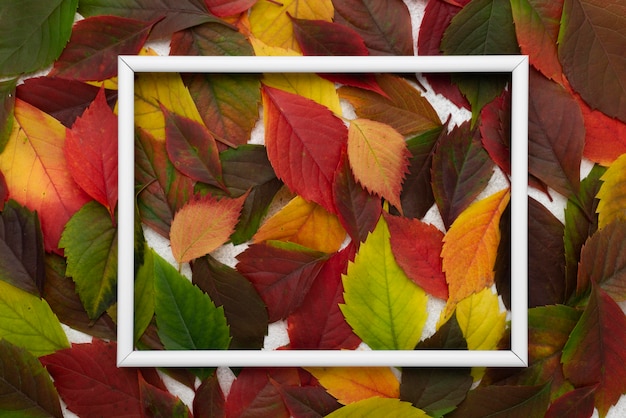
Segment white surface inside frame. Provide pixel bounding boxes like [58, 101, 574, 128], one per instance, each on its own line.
[117, 55, 529, 368]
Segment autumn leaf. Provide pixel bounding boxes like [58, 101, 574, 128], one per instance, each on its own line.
[480, 88, 511, 176]
[558, 0, 626, 123]
[326, 397, 429, 418]
[64, 88, 118, 219]
[455, 287, 506, 351]
[340, 214, 428, 350]
[0, 99, 90, 252]
[253, 195, 346, 254]
[332, 0, 414, 56]
[562, 285, 626, 417]
[50, 15, 156, 81]
[291, 16, 368, 56]
[0, 339, 63, 417]
[169, 193, 246, 264]
[0, 78, 16, 151]
[431, 121, 494, 229]
[287, 244, 361, 350]
[204, 0, 257, 17]
[139, 373, 192, 418]
[249, 0, 333, 52]
[348, 118, 410, 212]
[134, 72, 205, 141]
[338, 74, 441, 137]
[78, 0, 221, 40]
[153, 249, 231, 351]
[0, 0, 77, 76]
[384, 213, 447, 300]
[528, 69, 584, 198]
[545, 385, 597, 418]
[442, 189, 510, 310]
[510, 0, 564, 83]
[0, 200, 45, 296]
[193, 375, 225, 418]
[41, 340, 142, 417]
[596, 153, 626, 229]
[275, 381, 342, 418]
[236, 240, 329, 322]
[262, 85, 347, 214]
[192, 254, 269, 350]
[447, 384, 550, 418]
[305, 367, 399, 405]
[0, 280, 69, 357]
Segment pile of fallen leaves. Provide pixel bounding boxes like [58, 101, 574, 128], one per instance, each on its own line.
[0, 0, 625, 417]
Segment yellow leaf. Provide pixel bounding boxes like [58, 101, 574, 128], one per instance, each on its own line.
[250, 37, 342, 115]
[442, 189, 510, 313]
[134, 72, 204, 141]
[305, 367, 399, 405]
[249, 0, 334, 52]
[326, 397, 429, 418]
[456, 287, 506, 350]
[347, 119, 411, 212]
[596, 153, 626, 229]
[253, 195, 346, 253]
[170, 194, 247, 264]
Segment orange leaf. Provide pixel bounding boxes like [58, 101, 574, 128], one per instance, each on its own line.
[347, 118, 410, 212]
[253, 195, 346, 253]
[0, 99, 90, 252]
[305, 367, 399, 405]
[442, 189, 510, 311]
[170, 193, 247, 264]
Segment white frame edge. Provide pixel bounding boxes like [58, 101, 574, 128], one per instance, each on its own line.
[117, 55, 529, 368]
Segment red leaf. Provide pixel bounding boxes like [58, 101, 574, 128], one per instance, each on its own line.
[139, 373, 192, 418]
[384, 213, 448, 300]
[40, 340, 142, 417]
[480, 88, 511, 176]
[236, 241, 329, 322]
[16, 77, 117, 128]
[0, 170, 7, 207]
[562, 285, 626, 417]
[162, 105, 225, 190]
[193, 374, 225, 418]
[545, 385, 596, 418]
[291, 17, 369, 56]
[287, 244, 361, 350]
[275, 381, 342, 418]
[204, 0, 257, 17]
[64, 88, 118, 219]
[332, 150, 382, 244]
[262, 86, 347, 214]
[224, 368, 300, 418]
[333, 0, 414, 56]
[50, 16, 156, 81]
[528, 69, 584, 198]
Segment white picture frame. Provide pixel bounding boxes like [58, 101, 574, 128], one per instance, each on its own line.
[117, 55, 529, 368]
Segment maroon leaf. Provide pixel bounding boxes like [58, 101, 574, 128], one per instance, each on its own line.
[224, 368, 300, 418]
[204, 0, 257, 17]
[40, 340, 142, 417]
[236, 241, 329, 322]
[545, 385, 597, 418]
[291, 16, 369, 56]
[0, 170, 7, 208]
[448, 384, 550, 418]
[0, 200, 45, 296]
[332, 150, 382, 244]
[135, 128, 195, 237]
[50, 15, 156, 81]
[262, 86, 347, 214]
[64, 88, 118, 218]
[431, 121, 494, 229]
[275, 382, 342, 418]
[528, 69, 584, 198]
[162, 105, 225, 190]
[192, 255, 268, 349]
[384, 213, 448, 300]
[333, 0, 414, 56]
[528, 197, 565, 307]
[480, 88, 511, 176]
[139, 373, 192, 418]
[562, 285, 626, 417]
[16, 77, 117, 128]
[287, 244, 361, 350]
[193, 374, 225, 418]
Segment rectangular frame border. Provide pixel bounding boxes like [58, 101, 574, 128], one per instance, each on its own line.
[117, 55, 529, 368]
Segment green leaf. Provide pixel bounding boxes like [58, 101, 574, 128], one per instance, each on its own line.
[447, 384, 550, 418]
[153, 249, 230, 351]
[0, 78, 16, 152]
[0, 339, 63, 417]
[558, 0, 626, 123]
[0, 0, 78, 76]
[0, 280, 69, 357]
[562, 285, 626, 417]
[340, 214, 428, 350]
[60, 201, 117, 320]
[0, 200, 45, 296]
[326, 397, 429, 418]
